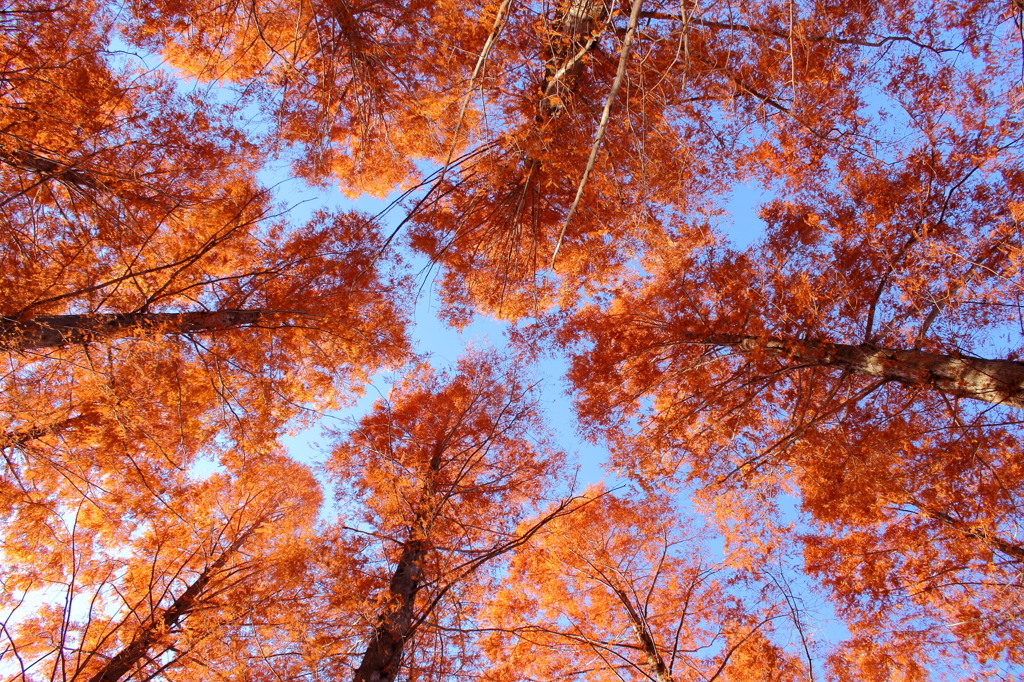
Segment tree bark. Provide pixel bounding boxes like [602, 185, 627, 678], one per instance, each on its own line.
[1, 413, 96, 448]
[1, 310, 283, 350]
[680, 333, 1024, 410]
[353, 447, 443, 682]
[538, 0, 607, 120]
[352, 536, 429, 682]
[0, 148, 100, 190]
[612, 586, 675, 682]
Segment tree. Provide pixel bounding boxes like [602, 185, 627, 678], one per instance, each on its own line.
[126, 0, 479, 195]
[0, 209, 411, 532]
[480, 489, 808, 682]
[5, 1, 1024, 680]
[0, 1, 413, 463]
[322, 351, 571, 682]
[400, 0, 1018, 324]
[0, 449, 320, 682]
[554, 83, 1024, 674]
[804, 502, 1024, 680]
[123, 0, 1015, 324]
[0, 8, 415, 679]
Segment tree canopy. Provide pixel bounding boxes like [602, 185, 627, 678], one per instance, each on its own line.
[2, 0, 1024, 680]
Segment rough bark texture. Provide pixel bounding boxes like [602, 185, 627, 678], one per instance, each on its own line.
[917, 507, 1024, 562]
[613, 587, 675, 682]
[1, 413, 95, 448]
[685, 333, 1024, 410]
[538, 0, 606, 120]
[0, 148, 100, 190]
[86, 526, 260, 682]
[352, 537, 429, 682]
[1, 310, 278, 350]
[353, 448, 442, 682]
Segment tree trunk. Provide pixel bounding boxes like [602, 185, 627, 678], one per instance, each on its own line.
[85, 524, 261, 682]
[352, 536, 429, 682]
[1, 413, 95, 448]
[612, 586, 675, 682]
[682, 333, 1024, 410]
[0, 148, 100, 190]
[915, 506, 1024, 562]
[539, 0, 606, 119]
[353, 447, 443, 682]
[1, 310, 283, 350]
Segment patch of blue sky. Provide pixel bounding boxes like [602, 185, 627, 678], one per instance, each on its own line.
[724, 180, 771, 247]
[260, 152, 620, 489]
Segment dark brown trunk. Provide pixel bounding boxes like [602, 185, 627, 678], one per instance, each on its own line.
[0, 148, 99, 190]
[1, 310, 279, 350]
[85, 525, 261, 682]
[1, 413, 95, 448]
[612, 586, 675, 682]
[684, 333, 1024, 410]
[353, 448, 443, 682]
[352, 536, 429, 682]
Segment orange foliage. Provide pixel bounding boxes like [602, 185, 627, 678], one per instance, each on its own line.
[323, 351, 567, 682]
[4, 0, 1024, 681]
[480, 489, 808, 682]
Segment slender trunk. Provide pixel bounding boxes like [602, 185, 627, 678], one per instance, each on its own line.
[354, 448, 443, 682]
[352, 536, 429, 682]
[1, 310, 282, 350]
[612, 587, 675, 682]
[915, 506, 1024, 562]
[1, 413, 95, 448]
[682, 333, 1024, 410]
[85, 525, 261, 682]
[0, 148, 99, 190]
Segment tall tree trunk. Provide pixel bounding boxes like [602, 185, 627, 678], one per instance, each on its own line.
[353, 448, 443, 682]
[679, 333, 1024, 410]
[1, 413, 95, 448]
[538, 0, 607, 119]
[1, 310, 285, 350]
[612, 586, 675, 682]
[352, 536, 429, 682]
[0, 148, 100, 190]
[85, 524, 262, 682]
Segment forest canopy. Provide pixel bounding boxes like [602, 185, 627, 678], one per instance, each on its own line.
[2, 0, 1024, 680]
